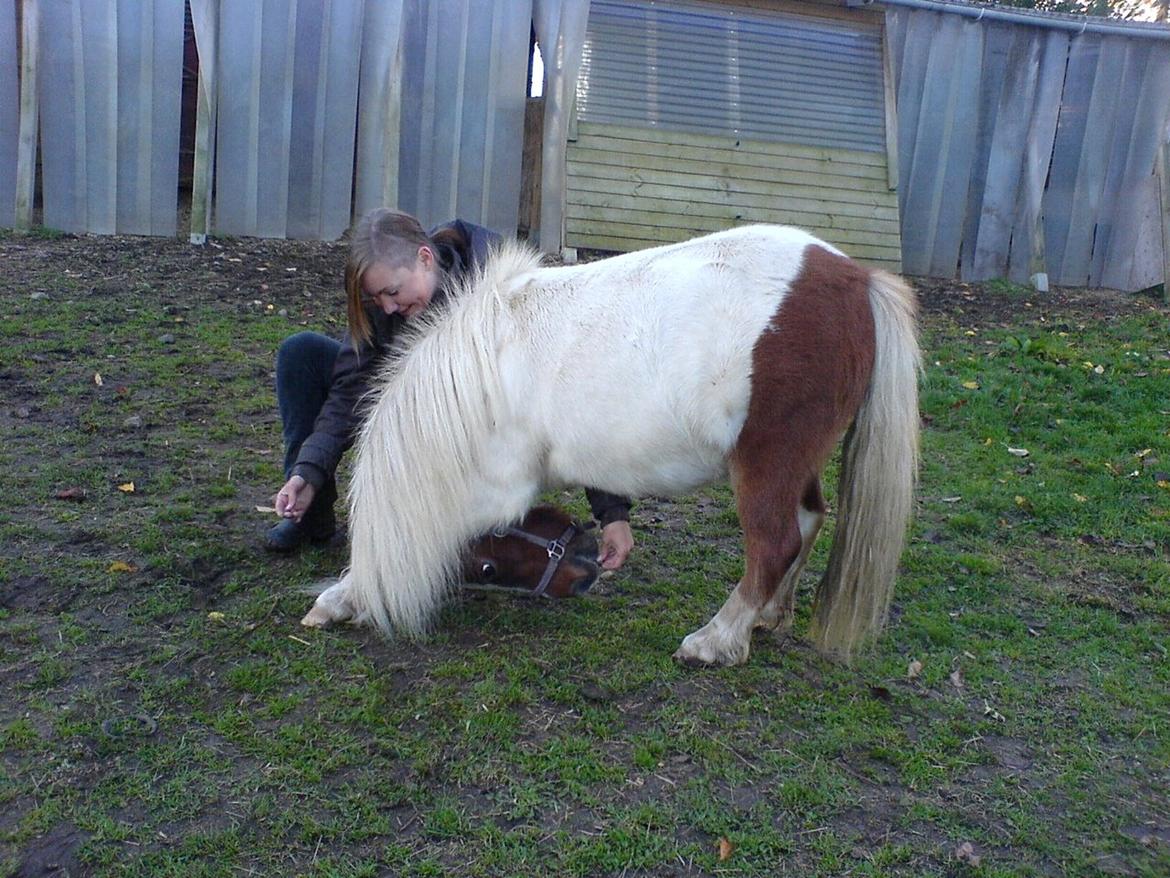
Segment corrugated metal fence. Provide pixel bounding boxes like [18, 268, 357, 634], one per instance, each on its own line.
[0, 0, 532, 240]
[577, 0, 887, 153]
[888, 8, 1170, 289]
[3, 0, 1169, 291]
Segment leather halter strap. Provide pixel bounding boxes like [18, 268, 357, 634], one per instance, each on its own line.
[488, 522, 581, 597]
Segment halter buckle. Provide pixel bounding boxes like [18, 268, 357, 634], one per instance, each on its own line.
[546, 539, 566, 561]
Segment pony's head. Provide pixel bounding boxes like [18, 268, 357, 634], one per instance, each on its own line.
[462, 505, 600, 598]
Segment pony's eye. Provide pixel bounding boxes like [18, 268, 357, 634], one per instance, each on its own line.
[480, 562, 497, 582]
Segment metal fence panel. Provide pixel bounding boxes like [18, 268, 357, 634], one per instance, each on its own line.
[0, 0, 17, 228]
[38, 0, 182, 234]
[354, 0, 406, 219]
[579, 0, 886, 154]
[40, 0, 118, 233]
[214, 0, 294, 237]
[397, 0, 530, 233]
[115, 0, 184, 235]
[285, 0, 364, 240]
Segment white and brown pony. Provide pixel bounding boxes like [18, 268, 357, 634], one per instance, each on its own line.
[303, 225, 920, 666]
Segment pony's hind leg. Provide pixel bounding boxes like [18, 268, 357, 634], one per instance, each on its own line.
[757, 478, 826, 635]
[301, 574, 356, 628]
[674, 472, 820, 667]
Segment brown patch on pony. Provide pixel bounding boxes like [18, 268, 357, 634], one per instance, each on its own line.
[730, 245, 876, 609]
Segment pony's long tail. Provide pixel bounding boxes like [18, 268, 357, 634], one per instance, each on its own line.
[810, 269, 920, 661]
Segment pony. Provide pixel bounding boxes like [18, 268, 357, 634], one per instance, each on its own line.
[302, 225, 920, 666]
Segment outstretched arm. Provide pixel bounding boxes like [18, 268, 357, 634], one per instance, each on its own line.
[586, 488, 635, 570]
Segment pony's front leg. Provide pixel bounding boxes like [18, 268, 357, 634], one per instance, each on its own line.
[673, 583, 760, 666]
[301, 575, 356, 628]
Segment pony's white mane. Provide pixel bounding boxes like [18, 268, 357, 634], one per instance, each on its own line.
[345, 239, 545, 636]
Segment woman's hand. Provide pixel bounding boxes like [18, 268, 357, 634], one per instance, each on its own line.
[273, 475, 317, 523]
[597, 520, 634, 570]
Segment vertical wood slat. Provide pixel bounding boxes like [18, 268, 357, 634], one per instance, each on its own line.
[1089, 43, 1142, 287]
[1098, 46, 1170, 289]
[957, 22, 1010, 281]
[318, 1, 363, 239]
[1006, 29, 1066, 284]
[882, 21, 898, 192]
[12, 0, 35, 229]
[1160, 135, 1170, 300]
[188, 0, 218, 242]
[898, 14, 962, 275]
[1045, 37, 1120, 285]
[968, 28, 1037, 280]
[926, 19, 982, 278]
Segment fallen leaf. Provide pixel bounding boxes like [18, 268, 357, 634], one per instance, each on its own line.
[955, 841, 982, 866]
[1072, 493, 1087, 503]
[983, 701, 1006, 722]
[207, 611, 226, 623]
[93, 371, 104, 386]
[117, 482, 136, 493]
[108, 560, 137, 573]
[907, 659, 923, 680]
[1014, 495, 1030, 508]
[55, 487, 86, 501]
[717, 838, 734, 861]
[949, 669, 963, 689]
[962, 381, 979, 390]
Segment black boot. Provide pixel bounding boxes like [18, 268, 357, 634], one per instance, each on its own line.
[265, 482, 338, 552]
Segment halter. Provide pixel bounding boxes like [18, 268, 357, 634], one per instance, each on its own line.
[474, 522, 583, 598]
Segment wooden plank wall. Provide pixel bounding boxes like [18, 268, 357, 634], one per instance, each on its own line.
[888, 9, 1170, 290]
[565, 122, 902, 270]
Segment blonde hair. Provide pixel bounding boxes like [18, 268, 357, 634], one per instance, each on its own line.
[345, 208, 435, 348]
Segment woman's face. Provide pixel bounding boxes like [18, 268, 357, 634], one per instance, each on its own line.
[362, 247, 438, 319]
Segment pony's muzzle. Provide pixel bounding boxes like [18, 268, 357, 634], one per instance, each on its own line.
[567, 529, 601, 594]
[571, 556, 601, 594]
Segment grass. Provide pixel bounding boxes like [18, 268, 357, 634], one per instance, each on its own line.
[1, 231, 1168, 876]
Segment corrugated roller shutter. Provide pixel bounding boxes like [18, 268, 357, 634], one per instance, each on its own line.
[578, 0, 886, 153]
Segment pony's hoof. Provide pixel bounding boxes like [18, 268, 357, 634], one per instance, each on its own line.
[672, 633, 750, 667]
[300, 605, 334, 628]
[672, 648, 717, 669]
